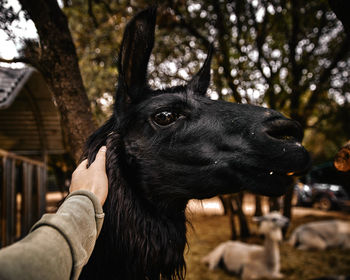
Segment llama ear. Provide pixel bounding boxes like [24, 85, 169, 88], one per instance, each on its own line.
[187, 44, 213, 96]
[116, 6, 157, 109]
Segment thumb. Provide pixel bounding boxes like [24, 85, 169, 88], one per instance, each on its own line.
[74, 159, 88, 172]
[93, 146, 107, 169]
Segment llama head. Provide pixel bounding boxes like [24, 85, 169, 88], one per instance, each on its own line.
[253, 212, 289, 241]
[87, 7, 310, 211]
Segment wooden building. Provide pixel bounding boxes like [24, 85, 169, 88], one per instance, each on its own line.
[0, 65, 65, 247]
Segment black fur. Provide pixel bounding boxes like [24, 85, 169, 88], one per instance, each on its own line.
[79, 7, 310, 280]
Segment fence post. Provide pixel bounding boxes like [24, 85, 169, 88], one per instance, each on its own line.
[31, 165, 47, 223]
[0, 150, 47, 248]
[1, 157, 16, 246]
[21, 162, 33, 236]
[0, 158, 3, 247]
[38, 166, 46, 217]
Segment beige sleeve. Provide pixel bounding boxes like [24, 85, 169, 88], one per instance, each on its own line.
[0, 190, 104, 280]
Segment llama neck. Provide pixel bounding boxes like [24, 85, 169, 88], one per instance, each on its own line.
[106, 182, 188, 279]
[81, 133, 188, 280]
[81, 154, 188, 280]
[263, 232, 280, 272]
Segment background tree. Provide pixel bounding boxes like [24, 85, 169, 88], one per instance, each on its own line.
[328, 0, 350, 37]
[58, 0, 350, 162]
[0, 0, 96, 162]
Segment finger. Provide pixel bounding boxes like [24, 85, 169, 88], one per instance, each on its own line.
[93, 146, 107, 169]
[74, 159, 88, 172]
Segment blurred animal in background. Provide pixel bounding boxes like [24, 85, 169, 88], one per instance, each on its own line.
[289, 219, 350, 250]
[202, 212, 288, 279]
[334, 141, 350, 172]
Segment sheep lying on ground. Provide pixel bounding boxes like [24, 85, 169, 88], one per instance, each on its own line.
[202, 212, 288, 279]
[289, 219, 350, 250]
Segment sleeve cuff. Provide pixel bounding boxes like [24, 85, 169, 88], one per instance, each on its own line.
[65, 190, 105, 235]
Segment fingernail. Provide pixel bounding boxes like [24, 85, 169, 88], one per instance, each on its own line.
[100, 146, 107, 152]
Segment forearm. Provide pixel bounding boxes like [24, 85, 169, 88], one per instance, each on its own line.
[0, 190, 104, 280]
[0, 225, 73, 280]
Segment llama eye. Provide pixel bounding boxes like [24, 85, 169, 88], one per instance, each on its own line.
[153, 111, 179, 126]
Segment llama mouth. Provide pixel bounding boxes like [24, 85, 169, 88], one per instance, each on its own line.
[239, 163, 311, 196]
[265, 142, 311, 178]
[269, 169, 307, 178]
[233, 169, 294, 196]
[268, 171, 295, 176]
[229, 150, 311, 195]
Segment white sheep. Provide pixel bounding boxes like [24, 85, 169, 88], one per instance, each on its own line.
[202, 211, 289, 279]
[288, 219, 350, 250]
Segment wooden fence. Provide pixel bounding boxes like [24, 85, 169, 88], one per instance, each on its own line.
[0, 149, 46, 248]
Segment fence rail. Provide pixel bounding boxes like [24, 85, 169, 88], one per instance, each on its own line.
[0, 149, 46, 248]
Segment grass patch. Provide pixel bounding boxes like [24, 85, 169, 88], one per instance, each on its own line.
[185, 212, 350, 279]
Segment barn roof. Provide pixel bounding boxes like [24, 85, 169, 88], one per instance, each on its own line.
[0, 65, 65, 157]
[0, 67, 32, 109]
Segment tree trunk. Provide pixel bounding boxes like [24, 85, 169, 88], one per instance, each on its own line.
[220, 195, 238, 240]
[282, 184, 295, 236]
[218, 195, 228, 215]
[283, 185, 294, 220]
[269, 197, 280, 211]
[18, 0, 96, 162]
[254, 195, 263, 217]
[233, 193, 250, 239]
[224, 195, 238, 240]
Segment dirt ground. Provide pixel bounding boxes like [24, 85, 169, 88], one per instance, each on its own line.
[185, 205, 350, 280]
[46, 192, 350, 279]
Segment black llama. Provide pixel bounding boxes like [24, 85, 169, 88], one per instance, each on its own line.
[80, 7, 310, 280]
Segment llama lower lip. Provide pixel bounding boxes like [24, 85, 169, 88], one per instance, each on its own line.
[268, 171, 294, 176]
[234, 167, 294, 196]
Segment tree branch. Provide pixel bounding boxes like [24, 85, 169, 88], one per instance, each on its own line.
[171, 6, 211, 48]
[0, 56, 34, 65]
[88, 0, 99, 28]
[289, 0, 303, 122]
[212, 0, 242, 103]
[249, 2, 279, 108]
[328, 0, 350, 38]
[303, 38, 350, 121]
[99, 0, 114, 15]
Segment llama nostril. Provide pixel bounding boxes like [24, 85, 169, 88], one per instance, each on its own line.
[265, 119, 303, 143]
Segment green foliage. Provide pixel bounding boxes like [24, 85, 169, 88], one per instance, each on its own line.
[63, 0, 125, 124]
[63, 0, 350, 161]
[2, 0, 349, 161]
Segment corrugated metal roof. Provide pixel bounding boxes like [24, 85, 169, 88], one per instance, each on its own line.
[0, 66, 34, 109]
[0, 65, 65, 155]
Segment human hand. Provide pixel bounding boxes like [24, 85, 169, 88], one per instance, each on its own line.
[70, 146, 108, 206]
